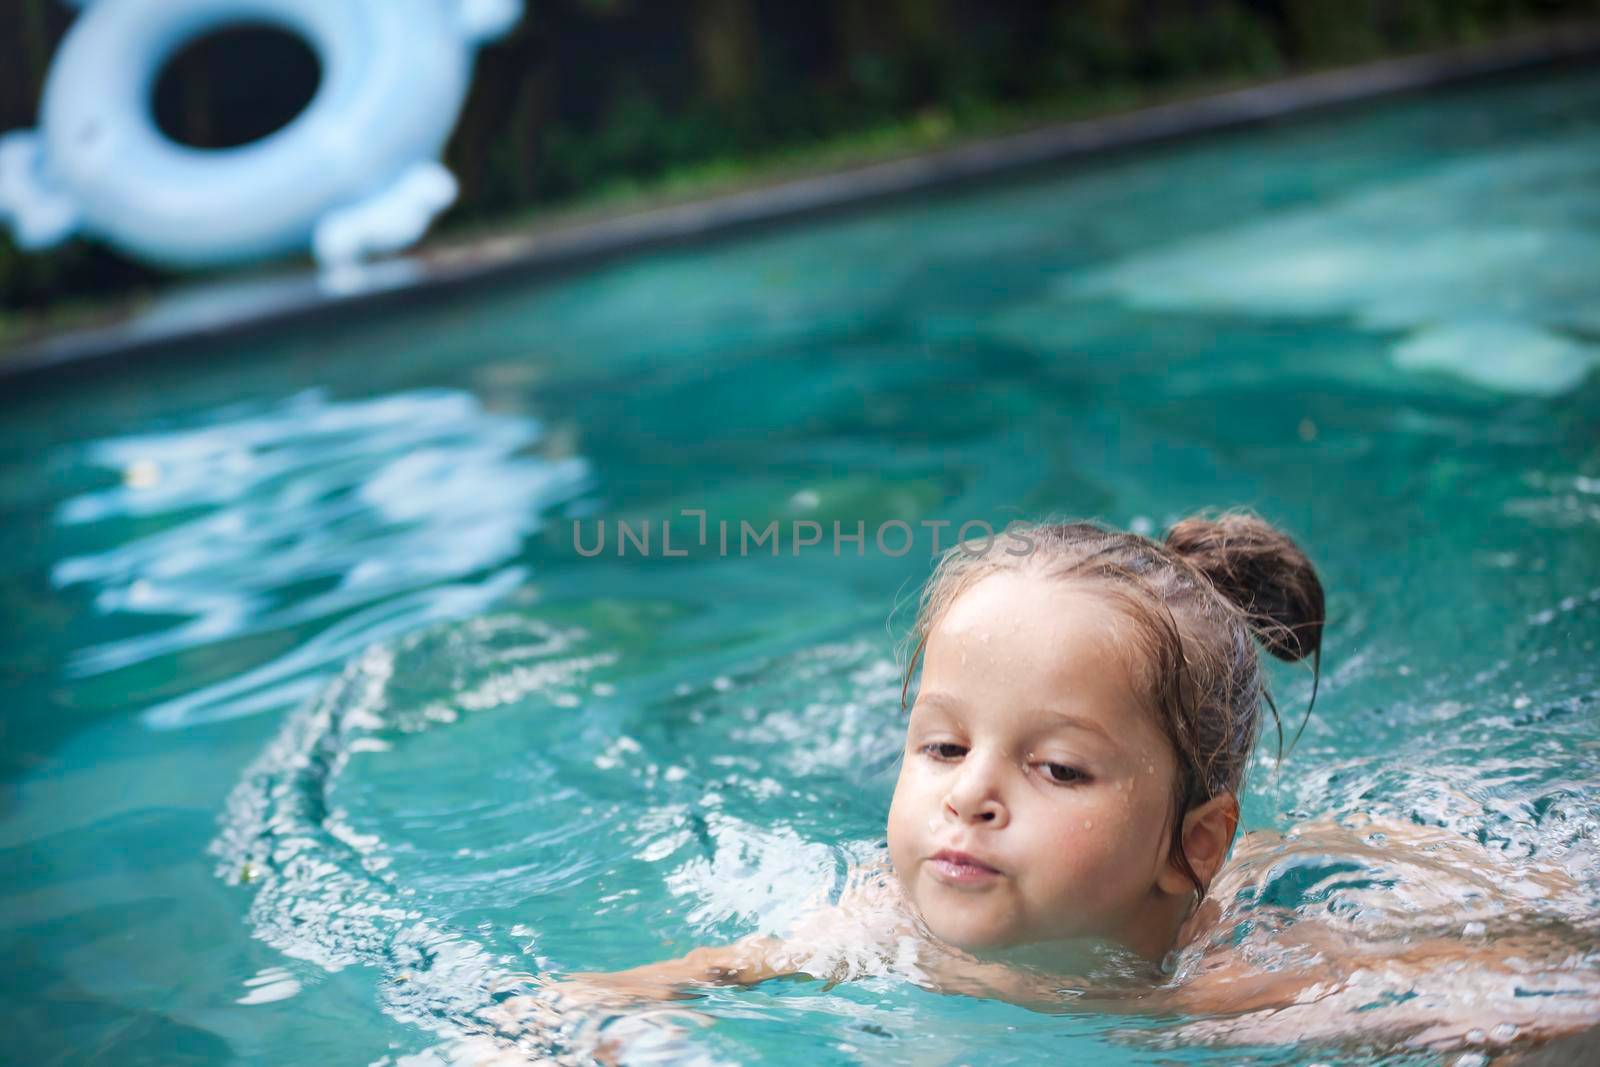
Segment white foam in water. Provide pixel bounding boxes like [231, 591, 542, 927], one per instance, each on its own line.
[663, 812, 836, 938]
[1066, 137, 1600, 395]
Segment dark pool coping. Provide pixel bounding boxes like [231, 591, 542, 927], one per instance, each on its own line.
[5, 20, 1600, 387]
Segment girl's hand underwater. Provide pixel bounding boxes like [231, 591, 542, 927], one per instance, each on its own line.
[491, 964, 736, 1066]
[541, 934, 800, 1008]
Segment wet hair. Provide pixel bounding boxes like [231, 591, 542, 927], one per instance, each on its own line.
[896, 510, 1325, 899]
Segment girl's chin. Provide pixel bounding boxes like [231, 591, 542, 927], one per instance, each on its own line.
[934, 931, 1014, 955]
[916, 904, 1120, 964]
[918, 911, 1023, 953]
[907, 880, 1046, 952]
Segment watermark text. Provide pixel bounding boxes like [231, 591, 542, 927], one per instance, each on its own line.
[571, 510, 1037, 558]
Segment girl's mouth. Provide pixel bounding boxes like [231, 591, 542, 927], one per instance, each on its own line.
[929, 849, 1003, 885]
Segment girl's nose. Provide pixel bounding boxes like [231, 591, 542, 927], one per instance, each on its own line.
[943, 755, 1009, 828]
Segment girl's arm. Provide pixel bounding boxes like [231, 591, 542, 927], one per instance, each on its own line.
[548, 933, 811, 1007]
[1147, 816, 1598, 1048]
[1156, 924, 1600, 1049]
[548, 861, 912, 1006]
[488, 936, 817, 1066]
[548, 932, 1075, 1014]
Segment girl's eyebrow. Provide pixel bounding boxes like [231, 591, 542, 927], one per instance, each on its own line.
[913, 691, 964, 715]
[915, 691, 1115, 744]
[1035, 706, 1115, 744]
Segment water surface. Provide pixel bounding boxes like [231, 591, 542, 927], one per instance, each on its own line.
[3, 64, 1599, 1065]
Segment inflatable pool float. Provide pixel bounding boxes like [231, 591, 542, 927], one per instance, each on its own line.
[0, 0, 520, 270]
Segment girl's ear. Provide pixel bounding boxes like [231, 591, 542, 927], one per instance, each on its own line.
[1157, 793, 1240, 896]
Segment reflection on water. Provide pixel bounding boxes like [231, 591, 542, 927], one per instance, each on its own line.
[1064, 135, 1600, 396]
[52, 388, 592, 727]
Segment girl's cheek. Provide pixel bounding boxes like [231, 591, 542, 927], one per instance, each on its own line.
[1066, 792, 1140, 857]
[1106, 775, 1151, 820]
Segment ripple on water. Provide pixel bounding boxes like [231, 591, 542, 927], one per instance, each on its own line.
[212, 614, 910, 1061]
[52, 387, 594, 728]
[211, 617, 622, 1061]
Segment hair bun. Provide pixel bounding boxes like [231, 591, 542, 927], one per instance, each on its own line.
[1165, 512, 1324, 663]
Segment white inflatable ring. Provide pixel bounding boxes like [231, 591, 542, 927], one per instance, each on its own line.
[0, 0, 519, 269]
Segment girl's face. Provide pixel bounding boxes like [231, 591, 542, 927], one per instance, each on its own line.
[887, 571, 1184, 956]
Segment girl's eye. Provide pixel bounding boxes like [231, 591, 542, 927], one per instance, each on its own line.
[920, 742, 966, 760]
[1040, 763, 1087, 785]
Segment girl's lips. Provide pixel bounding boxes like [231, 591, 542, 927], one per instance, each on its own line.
[928, 850, 1003, 886]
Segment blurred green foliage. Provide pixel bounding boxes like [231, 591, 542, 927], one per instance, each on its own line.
[1, 0, 1596, 317]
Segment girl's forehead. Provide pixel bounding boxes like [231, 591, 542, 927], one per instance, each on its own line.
[922, 574, 1147, 719]
[936, 572, 1126, 647]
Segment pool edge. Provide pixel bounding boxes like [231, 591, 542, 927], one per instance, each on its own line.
[5, 20, 1600, 389]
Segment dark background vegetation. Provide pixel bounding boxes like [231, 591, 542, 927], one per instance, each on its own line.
[2, 0, 1597, 317]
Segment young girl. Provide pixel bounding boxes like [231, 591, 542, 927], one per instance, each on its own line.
[510, 512, 1598, 1058]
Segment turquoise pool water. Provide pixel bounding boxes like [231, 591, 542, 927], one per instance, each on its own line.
[4, 65, 1599, 1064]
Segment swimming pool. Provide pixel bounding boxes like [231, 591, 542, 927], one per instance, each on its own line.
[3, 63, 1598, 1065]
